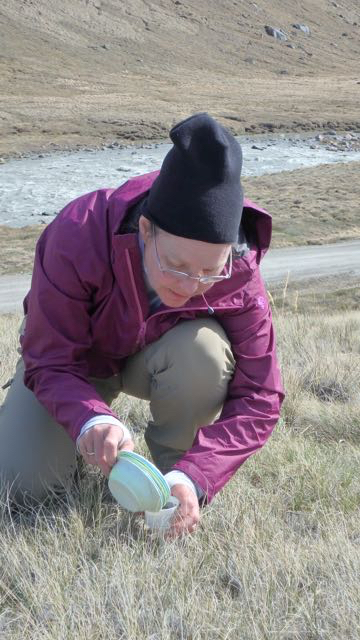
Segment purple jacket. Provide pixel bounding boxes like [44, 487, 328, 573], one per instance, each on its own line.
[21, 170, 285, 502]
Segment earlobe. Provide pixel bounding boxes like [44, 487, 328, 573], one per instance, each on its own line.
[139, 215, 152, 244]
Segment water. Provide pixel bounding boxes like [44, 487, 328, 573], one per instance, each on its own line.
[1, 134, 360, 226]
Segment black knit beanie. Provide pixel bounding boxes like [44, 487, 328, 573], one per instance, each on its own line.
[142, 112, 244, 243]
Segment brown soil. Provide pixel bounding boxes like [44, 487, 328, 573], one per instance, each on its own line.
[1, 1, 360, 158]
[1, 160, 359, 276]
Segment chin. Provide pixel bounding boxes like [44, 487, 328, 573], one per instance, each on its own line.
[161, 287, 191, 307]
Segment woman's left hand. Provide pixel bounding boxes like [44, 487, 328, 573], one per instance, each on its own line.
[166, 483, 200, 538]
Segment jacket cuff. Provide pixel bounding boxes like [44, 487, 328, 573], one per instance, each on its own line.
[172, 460, 214, 503]
[164, 470, 204, 500]
[76, 415, 132, 453]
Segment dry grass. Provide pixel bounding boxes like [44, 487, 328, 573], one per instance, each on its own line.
[0, 286, 360, 639]
[1, 1, 360, 157]
[242, 161, 360, 249]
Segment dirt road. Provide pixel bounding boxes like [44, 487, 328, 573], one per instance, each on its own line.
[1, 239, 359, 314]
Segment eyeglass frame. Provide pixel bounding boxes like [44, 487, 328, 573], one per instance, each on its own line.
[151, 223, 233, 285]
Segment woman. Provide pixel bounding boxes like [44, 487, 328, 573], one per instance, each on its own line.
[0, 113, 285, 537]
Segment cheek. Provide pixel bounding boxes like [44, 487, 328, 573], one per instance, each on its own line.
[199, 282, 215, 294]
[145, 256, 167, 295]
[148, 268, 163, 293]
[144, 246, 158, 284]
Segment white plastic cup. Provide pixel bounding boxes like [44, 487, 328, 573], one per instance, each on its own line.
[144, 496, 180, 532]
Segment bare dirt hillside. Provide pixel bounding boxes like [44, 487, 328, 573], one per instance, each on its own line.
[1, 0, 360, 156]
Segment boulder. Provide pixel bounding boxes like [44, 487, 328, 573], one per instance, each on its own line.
[264, 25, 288, 41]
[293, 23, 311, 35]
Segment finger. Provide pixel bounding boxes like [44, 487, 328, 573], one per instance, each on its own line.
[166, 520, 198, 539]
[102, 434, 122, 471]
[77, 432, 88, 457]
[168, 520, 198, 537]
[79, 432, 98, 466]
[169, 495, 199, 526]
[120, 439, 134, 452]
[168, 511, 199, 537]
[94, 431, 110, 476]
[102, 431, 135, 470]
[173, 501, 198, 524]
[99, 429, 133, 476]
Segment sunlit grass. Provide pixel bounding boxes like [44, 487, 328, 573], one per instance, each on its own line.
[0, 281, 359, 638]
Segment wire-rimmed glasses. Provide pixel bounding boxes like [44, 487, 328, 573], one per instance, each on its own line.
[152, 224, 232, 285]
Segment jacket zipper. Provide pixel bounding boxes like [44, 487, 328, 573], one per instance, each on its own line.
[125, 250, 147, 350]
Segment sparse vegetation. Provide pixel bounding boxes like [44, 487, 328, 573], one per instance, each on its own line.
[0, 282, 359, 639]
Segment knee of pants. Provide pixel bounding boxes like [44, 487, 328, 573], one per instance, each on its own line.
[148, 318, 236, 399]
[0, 357, 77, 505]
[146, 319, 236, 440]
[0, 456, 77, 506]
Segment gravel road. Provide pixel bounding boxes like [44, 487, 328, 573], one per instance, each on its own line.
[1, 240, 359, 314]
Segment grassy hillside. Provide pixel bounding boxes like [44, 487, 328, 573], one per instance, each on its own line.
[1, 0, 360, 155]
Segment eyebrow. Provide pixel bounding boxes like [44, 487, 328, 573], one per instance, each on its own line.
[166, 254, 225, 271]
[155, 227, 230, 271]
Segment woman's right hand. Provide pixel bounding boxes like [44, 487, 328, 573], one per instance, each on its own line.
[77, 423, 134, 477]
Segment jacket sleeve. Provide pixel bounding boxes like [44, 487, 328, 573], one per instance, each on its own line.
[173, 266, 285, 503]
[21, 216, 119, 442]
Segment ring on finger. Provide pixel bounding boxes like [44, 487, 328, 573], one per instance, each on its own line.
[86, 451, 95, 456]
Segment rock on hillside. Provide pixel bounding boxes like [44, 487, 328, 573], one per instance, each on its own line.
[1, 0, 359, 155]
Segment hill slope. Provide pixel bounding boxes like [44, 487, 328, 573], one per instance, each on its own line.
[1, 0, 359, 155]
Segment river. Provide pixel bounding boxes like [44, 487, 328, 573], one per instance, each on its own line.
[1, 133, 360, 227]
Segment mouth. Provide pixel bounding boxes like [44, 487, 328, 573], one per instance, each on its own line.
[168, 288, 190, 301]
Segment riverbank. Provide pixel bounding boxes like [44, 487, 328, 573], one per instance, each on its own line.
[2, 81, 360, 160]
[1, 160, 359, 276]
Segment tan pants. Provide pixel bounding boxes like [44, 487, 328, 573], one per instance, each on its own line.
[0, 318, 235, 503]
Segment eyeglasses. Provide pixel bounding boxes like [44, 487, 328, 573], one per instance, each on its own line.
[152, 224, 233, 284]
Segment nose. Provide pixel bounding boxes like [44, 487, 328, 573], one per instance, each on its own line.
[176, 277, 199, 296]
